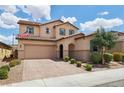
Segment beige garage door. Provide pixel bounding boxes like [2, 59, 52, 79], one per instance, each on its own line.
[24, 45, 56, 59]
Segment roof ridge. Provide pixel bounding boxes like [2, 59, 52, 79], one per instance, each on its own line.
[17, 19, 63, 26]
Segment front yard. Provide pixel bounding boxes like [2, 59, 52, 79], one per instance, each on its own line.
[0, 60, 23, 85]
[1, 59, 124, 85]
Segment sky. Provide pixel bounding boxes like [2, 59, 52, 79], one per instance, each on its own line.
[0, 5, 124, 45]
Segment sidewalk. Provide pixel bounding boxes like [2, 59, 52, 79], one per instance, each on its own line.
[3, 68, 124, 87]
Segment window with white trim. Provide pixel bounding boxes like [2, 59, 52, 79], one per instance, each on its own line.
[26, 26, 34, 34]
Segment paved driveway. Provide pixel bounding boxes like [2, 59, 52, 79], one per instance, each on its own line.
[22, 59, 84, 81]
[6, 68, 124, 87]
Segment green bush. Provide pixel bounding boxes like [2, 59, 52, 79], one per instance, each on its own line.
[70, 59, 76, 64]
[0, 65, 10, 71]
[0, 68, 8, 79]
[113, 52, 124, 62]
[103, 53, 113, 63]
[9, 61, 17, 67]
[16, 60, 21, 65]
[9, 59, 21, 67]
[83, 64, 93, 71]
[122, 55, 124, 62]
[64, 56, 70, 62]
[76, 61, 82, 67]
[90, 52, 102, 64]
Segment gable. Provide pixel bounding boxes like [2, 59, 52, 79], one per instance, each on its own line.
[54, 22, 79, 30]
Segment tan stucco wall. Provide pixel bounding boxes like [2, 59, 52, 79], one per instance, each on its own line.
[118, 35, 124, 41]
[75, 36, 93, 50]
[18, 50, 24, 59]
[55, 34, 92, 61]
[40, 21, 63, 38]
[110, 41, 124, 52]
[74, 50, 90, 61]
[55, 23, 78, 39]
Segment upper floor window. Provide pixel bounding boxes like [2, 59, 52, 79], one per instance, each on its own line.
[26, 26, 34, 34]
[59, 28, 65, 36]
[69, 30, 75, 35]
[46, 27, 50, 34]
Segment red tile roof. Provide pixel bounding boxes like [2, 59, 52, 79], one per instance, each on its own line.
[17, 20, 41, 26]
[16, 33, 85, 41]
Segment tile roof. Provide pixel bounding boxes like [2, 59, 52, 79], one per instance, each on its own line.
[41, 19, 63, 25]
[17, 19, 79, 29]
[17, 19, 63, 26]
[17, 20, 41, 26]
[56, 33, 84, 41]
[0, 41, 12, 49]
[16, 36, 56, 41]
[16, 33, 85, 41]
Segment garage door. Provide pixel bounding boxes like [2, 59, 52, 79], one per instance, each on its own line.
[24, 45, 56, 59]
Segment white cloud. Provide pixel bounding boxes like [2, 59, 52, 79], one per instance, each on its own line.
[98, 11, 109, 16]
[0, 12, 28, 29]
[18, 5, 51, 20]
[0, 5, 17, 14]
[61, 16, 77, 24]
[0, 5, 51, 29]
[0, 34, 17, 45]
[80, 18, 123, 32]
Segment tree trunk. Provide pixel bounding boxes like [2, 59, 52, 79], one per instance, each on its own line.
[101, 47, 105, 64]
[102, 47, 106, 64]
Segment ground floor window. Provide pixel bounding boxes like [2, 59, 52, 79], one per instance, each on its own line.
[90, 40, 98, 52]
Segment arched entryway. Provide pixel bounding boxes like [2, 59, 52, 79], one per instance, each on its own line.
[59, 44, 63, 59]
[69, 44, 75, 58]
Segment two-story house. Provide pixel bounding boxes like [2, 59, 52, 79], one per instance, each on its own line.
[16, 19, 124, 61]
[17, 19, 93, 61]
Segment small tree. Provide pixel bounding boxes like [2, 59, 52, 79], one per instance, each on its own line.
[92, 27, 118, 64]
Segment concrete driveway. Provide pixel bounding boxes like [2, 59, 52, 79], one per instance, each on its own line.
[22, 59, 84, 81]
[6, 67, 124, 87]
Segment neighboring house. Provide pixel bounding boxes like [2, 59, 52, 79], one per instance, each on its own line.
[16, 20, 124, 61]
[110, 31, 124, 52]
[0, 42, 12, 59]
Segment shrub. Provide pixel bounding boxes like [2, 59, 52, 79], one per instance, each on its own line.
[113, 52, 124, 62]
[76, 61, 82, 67]
[70, 59, 76, 64]
[9, 60, 17, 67]
[103, 53, 113, 63]
[0, 68, 8, 79]
[64, 56, 70, 62]
[9, 59, 21, 67]
[83, 64, 93, 71]
[90, 52, 102, 64]
[122, 55, 124, 62]
[0, 65, 10, 71]
[16, 60, 21, 65]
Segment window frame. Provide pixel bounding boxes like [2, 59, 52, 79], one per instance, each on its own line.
[59, 28, 65, 36]
[46, 27, 50, 34]
[69, 30, 75, 35]
[26, 26, 34, 34]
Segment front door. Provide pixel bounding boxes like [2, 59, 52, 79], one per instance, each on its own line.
[59, 44, 63, 59]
